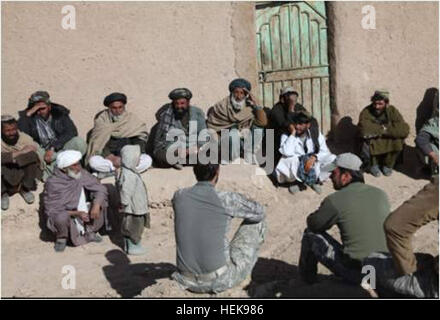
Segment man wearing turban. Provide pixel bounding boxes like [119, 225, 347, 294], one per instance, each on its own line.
[43, 150, 108, 252]
[358, 90, 410, 177]
[17, 91, 87, 181]
[86, 92, 152, 177]
[207, 78, 268, 163]
[152, 88, 207, 170]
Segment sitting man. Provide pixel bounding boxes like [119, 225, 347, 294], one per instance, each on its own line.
[364, 176, 439, 298]
[270, 87, 320, 163]
[298, 153, 390, 285]
[18, 91, 87, 181]
[207, 78, 267, 163]
[172, 162, 266, 293]
[358, 90, 409, 177]
[275, 110, 335, 195]
[415, 95, 438, 176]
[86, 92, 152, 177]
[152, 88, 207, 170]
[43, 150, 108, 252]
[1, 115, 44, 210]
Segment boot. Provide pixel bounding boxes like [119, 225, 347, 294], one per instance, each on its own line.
[54, 238, 67, 252]
[1, 193, 9, 211]
[86, 232, 103, 243]
[311, 184, 322, 194]
[370, 165, 382, 177]
[124, 237, 147, 256]
[19, 189, 35, 204]
[288, 185, 300, 194]
[382, 166, 393, 176]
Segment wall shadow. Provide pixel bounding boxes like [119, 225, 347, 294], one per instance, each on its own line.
[326, 116, 360, 155]
[394, 145, 431, 181]
[102, 249, 176, 298]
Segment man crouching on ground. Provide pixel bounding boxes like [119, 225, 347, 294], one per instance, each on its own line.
[172, 162, 266, 293]
[43, 150, 107, 252]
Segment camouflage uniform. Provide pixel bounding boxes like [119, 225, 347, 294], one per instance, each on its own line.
[172, 191, 266, 294]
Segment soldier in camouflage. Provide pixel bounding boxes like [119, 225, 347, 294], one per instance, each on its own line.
[171, 162, 266, 293]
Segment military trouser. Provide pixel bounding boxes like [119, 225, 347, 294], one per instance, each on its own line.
[371, 151, 401, 169]
[384, 177, 439, 276]
[364, 252, 438, 298]
[43, 136, 87, 181]
[172, 219, 266, 294]
[121, 213, 149, 244]
[298, 229, 363, 285]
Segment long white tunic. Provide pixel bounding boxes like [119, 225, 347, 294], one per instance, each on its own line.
[275, 131, 336, 184]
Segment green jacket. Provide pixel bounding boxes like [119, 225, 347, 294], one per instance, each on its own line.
[307, 182, 390, 262]
[358, 104, 410, 156]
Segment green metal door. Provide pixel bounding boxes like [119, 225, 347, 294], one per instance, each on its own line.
[256, 1, 330, 134]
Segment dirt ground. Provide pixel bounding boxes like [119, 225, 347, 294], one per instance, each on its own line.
[1, 157, 438, 298]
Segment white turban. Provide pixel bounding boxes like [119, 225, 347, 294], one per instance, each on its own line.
[56, 150, 82, 169]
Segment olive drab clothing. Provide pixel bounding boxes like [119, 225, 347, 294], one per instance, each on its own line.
[306, 182, 390, 262]
[358, 104, 410, 157]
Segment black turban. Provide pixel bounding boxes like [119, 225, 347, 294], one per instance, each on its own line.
[228, 78, 251, 93]
[168, 88, 192, 100]
[103, 92, 127, 107]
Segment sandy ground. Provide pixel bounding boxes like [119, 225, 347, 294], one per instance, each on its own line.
[1, 159, 438, 298]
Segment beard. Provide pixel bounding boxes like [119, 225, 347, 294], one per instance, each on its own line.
[331, 177, 343, 190]
[174, 108, 188, 120]
[374, 110, 384, 116]
[111, 112, 125, 122]
[2, 134, 19, 146]
[231, 95, 246, 111]
[67, 169, 82, 180]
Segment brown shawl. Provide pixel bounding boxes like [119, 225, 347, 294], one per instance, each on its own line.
[207, 96, 254, 132]
[86, 109, 149, 163]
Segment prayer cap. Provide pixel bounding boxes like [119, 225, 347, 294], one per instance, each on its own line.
[373, 90, 390, 100]
[1, 114, 16, 122]
[228, 78, 251, 93]
[280, 86, 298, 96]
[103, 92, 127, 107]
[168, 88, 193, 100]
[322, 153, 363, 172]
[56, 150, 82, 169]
